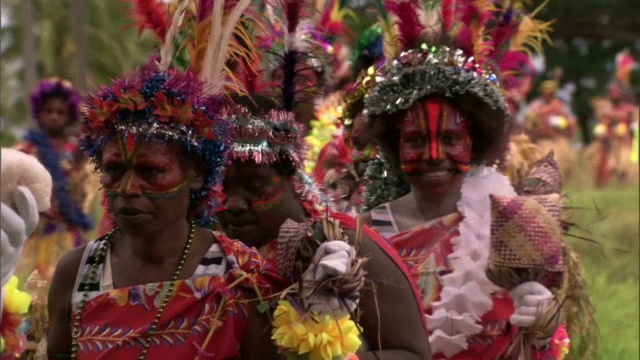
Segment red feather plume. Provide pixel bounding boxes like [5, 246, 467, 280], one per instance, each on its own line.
[441, 0, 457, 33]
[125, 0, 169, 40]
[386, 0, 424, 49]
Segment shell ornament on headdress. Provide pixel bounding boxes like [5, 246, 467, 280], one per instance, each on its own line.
[84, 0, 262, 226]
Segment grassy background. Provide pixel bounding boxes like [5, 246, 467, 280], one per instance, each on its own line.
[563, 160, 639, 359]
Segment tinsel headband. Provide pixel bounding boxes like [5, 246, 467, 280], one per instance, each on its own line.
[222, 106, 306, 168]
[364, 44, 506, 117]
[81, 63, 228, 227]
[363, 0, 553, 114]
[223, 105, 332, 218]
[30, 77, 82, 123]
[341, 66, 378, 133]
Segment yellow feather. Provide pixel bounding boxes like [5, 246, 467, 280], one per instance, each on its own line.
[510, 0, 554, 55]
[470, 0, 495, 61]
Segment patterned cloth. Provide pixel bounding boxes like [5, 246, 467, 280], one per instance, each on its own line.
[370, 205, 568, 359]
[74, 233, 284, 360]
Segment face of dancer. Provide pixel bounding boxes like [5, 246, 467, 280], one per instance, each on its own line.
[398, 98, 472, 195]
[219, 161, 300, 249]
[542, 88, 556, 102]
[39, 98, 70, 137]
[350, 112, 377, 178]
[608, 83, 624, 102]
[100, 137, 203, 236]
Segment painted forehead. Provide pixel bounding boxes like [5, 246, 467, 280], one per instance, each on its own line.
[101, 136, 182, 162]
[402, 98, 468, 132]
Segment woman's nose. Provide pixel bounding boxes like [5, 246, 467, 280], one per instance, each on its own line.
[224, 191, 250, 212]
[117, 171, 143, 196]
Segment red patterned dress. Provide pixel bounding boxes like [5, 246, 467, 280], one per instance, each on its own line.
[71, 233, 284, 359]
[369, 203, 569, 360]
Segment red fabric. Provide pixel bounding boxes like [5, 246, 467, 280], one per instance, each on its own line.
[76, 234, 285, 360]
[328, 212, 429, 334]
[313, 136, 353, 184]
[386, 213, 564, 359]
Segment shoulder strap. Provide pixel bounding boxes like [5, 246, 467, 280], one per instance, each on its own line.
[369, 203, 400, 239]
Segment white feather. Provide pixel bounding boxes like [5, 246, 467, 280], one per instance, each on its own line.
[202, 0, 252, 95]
[159, 0, 190, 71]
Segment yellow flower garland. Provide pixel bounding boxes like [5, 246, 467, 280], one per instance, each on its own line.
[271, 300, 362, 360]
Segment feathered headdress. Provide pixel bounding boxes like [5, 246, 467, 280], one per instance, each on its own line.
[364, 0, 554, 161]
[84, 0, 265, 226]
[218, 0, 335, 217]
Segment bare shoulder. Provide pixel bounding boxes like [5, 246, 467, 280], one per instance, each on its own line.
[51, 244, 87, 290]
[47, 243, 88, 354]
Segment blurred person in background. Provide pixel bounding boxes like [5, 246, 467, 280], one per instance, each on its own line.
[13, 78, 99, 282]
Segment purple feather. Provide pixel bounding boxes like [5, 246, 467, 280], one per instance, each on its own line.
[281, 50, 298, 112]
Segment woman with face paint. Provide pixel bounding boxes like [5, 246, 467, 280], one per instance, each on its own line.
[46, 62, 290, 360]
[13, 78, 99, 282]
[358, 1, 571, 359]
[218, 98, 431, 360]
[45, 2, 293, 359]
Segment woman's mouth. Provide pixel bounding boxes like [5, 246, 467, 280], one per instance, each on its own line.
[414, 169, 455, 181]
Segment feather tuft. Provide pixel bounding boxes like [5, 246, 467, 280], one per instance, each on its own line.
[125, 0, 170, 40]
[386, 0, 425, 50]
[159, 0, 190, 71]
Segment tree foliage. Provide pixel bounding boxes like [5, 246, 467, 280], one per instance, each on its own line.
[1, 0, 155, 146]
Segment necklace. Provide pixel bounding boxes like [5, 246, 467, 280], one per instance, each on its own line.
[70, 220, 196, 360]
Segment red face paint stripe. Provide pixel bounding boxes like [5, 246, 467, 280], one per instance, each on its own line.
[426, 100, 442, 160]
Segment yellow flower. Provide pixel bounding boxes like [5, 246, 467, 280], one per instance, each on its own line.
[593, 123, 608, 138]
[272, 300, 362, 360]
[3, 276, 32, 314]
[615, 122, 629, 137]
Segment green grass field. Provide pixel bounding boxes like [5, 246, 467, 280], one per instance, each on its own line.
[565, 185, 639, 359]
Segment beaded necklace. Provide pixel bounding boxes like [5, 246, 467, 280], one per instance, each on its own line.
[70, 220, 196, 360]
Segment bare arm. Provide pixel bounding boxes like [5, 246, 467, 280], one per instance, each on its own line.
[241, 300, 282, 360]
[346, 229, 431, 360]
[47, 245, 86, 358]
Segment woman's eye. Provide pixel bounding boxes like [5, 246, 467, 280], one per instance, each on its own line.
[443, 135, 461, 144]
[139, 166, 163, 177]
[405, 137, 424, 147]
[103, 164, 125, 176]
